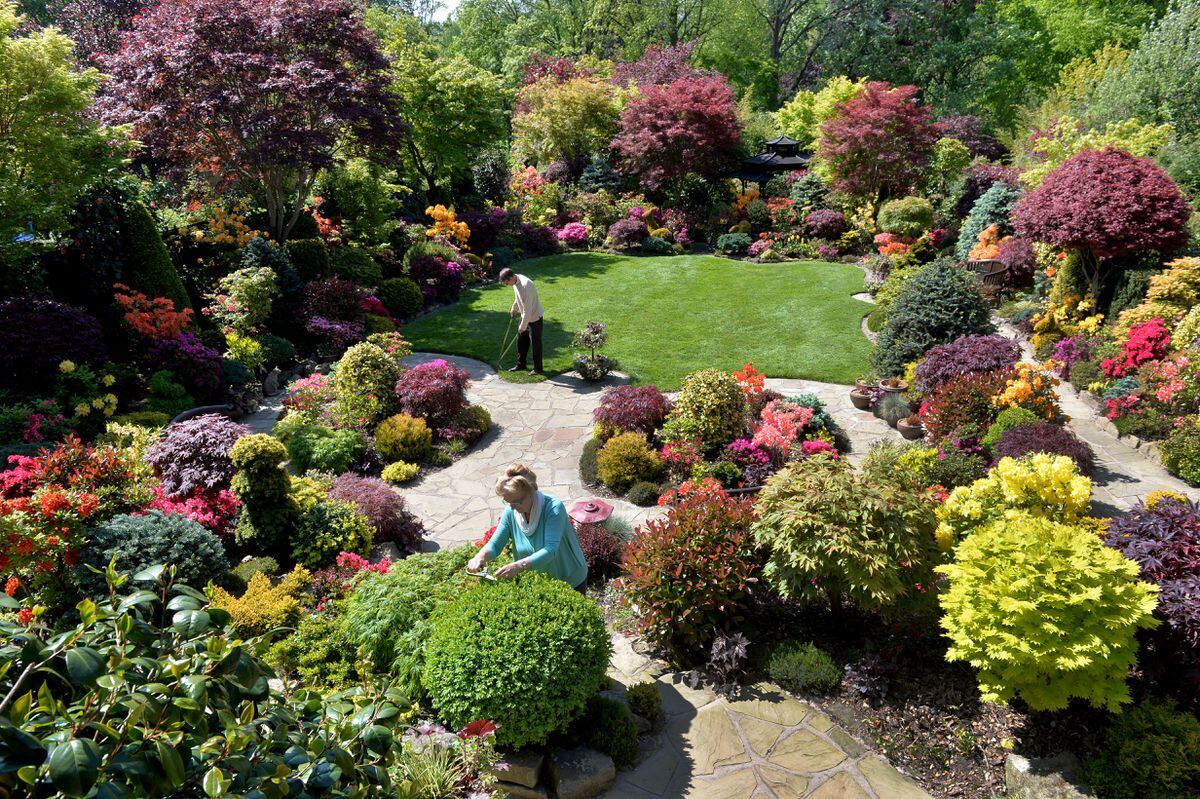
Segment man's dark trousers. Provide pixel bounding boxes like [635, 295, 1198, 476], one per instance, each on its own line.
[516, 317, 544, 372]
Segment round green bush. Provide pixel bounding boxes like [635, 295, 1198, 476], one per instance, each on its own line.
[767, 641, 841, 694]
[381, 461, 420, 484]
[75, 510, 229, 596]
[575, 696, 638, 768]
[1081, 697, 1200, 799]
[286, 424, 367, 474]
[255, 333, 296, 368]
[716, 232, 751, 255]
[877, 196, 935, 239]
[333, 342, 399, 428]
[1161, 416, 1200, 484]
[1068, 359, 1104, 393]
[981, 406, 1040, 450]
[597, 432, 663, 494]
[626, 481, 662, 507]
[376, 277, 424, 319]
[625, 682, 662, 725]
[330, 246, 382, 286]
[421, 573, 611, 749]
[364, 314, 395, 334]
[662, 368, 746, 450]
[641, 235, 673, 255]
[286, 238, 331, 281]
[375, 413, 432, 462]
[293, 499, 374, 569]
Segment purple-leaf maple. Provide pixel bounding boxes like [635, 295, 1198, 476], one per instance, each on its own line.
[611, 74, 741, 191]
[98, 0, 405, 241]
[817, 81, 939, 208]
[1014, 148, 1191, 296]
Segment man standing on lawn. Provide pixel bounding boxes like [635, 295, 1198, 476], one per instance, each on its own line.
[499, 267, 544, 375]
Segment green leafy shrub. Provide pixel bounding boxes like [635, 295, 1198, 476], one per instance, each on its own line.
[641, 235, 673, 255]
[421, 573, 611, 749]
[626, 682, 662, 725]
[449, 404, 492, 443]
[230, 434, 297, 551]
[143, 369, 194, 418]
[286, 424, 366, 474]
[874, 261, 994, 376]
[1081, 698, 1200, 799]
[662, 368, 746, 450]
[597, 432, 663, 494]
[574, 696, 638, 768]
[268, 609, 360, 689]
[716, 232, 752, 255]
[121, 199, 191, 311]
[254, 333, 295, 368]
[330, 246, 382, 286]
[333, 342, 399, 428]
[376, 277, 424, 320]
[768, 641, 841, 694]
[381, 461, 421, 484]
[926, 448, 989, 489]
[1068, 359, 1103, 392]
[1160, 416, 1200, 484]
[580, 436, 601, 485]
[286, 238, 330, 280]
[111, 410, 170, 429]
[293, 500, 374, 569]
[622, 491, 759, 660]
[375, 413, 432, 462]
[230, 556, 278, 585]
[752, 455, 937, 613]
[75, 511, 228, 597]
[981, 406, 1040, 449]
[627, 480, 662, 507]
[937, 514, 1158, 710]
[877, 196, 934, 238]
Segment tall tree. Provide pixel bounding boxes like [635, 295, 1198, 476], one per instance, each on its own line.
[98, 0, 405, 241]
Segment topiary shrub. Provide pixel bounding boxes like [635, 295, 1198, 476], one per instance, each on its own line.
[877, 196, 934, 238]
[937, 514, 1158, 710]
[597, 432, 663, 494]
[75, 510, 229, 596]
[573, 696, 638, 768]
[421, 573, 611, 748]
[286, 238, 331, 281]
[593, 385, 673, 439]
[874, 261, 994, 377]
[767, 641, 841, 694]
[328, 473, 425, 554]
[330, 246, 382, 286]
[230, 434, 297, 551]
[1160, 416, 1200, 484]
[375, 413, 432, 463]
[394, 359, 469, 431]
[575, 521, 623, 576]
[625, 682, 662, 726]
[913, 334, 1022, 394]
[980, 406, 1040, 449]
[333, 342, 399, 429]
[715, 232, 751, 255]
[663, 368, 746, 451]
[1081, 697, 1200, 799]
[626, 481, 662, 507]
[286, 424, 366, 475]
[381, 461, 420, 485]
[145, 414, 251, 497]
[120, 199, 191, 312]
[992, 421, 1095, 476]
[955, 181, 1021, 259]
[622, 491, 759, 660]
[753, 455, 937, 614]
[376, 277, 424, 320]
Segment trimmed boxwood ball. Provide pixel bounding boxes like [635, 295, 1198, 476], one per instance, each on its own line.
[286, 238, 331, 281]
[75, 510, 229, 596]
[597, 432, 663, 494]
[626, 481, 662, 507]
[376, 277, 424, 319]
[768, 640, 841, 694]
[375, 413, 433, 462]
[877, 196, 934, 239]
[421, 573, 611, 749]
[992, 421, 1095, 476]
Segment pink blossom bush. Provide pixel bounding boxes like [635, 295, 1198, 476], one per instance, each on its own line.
[557, 222, 589, 247]
[752, 400, 814, 459]
[145, 486, 240, 537]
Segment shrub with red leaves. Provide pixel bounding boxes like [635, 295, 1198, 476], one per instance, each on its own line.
[621, 491, 759, 660]
[914, 334, 1022, 394]
[0, 297, 107, 391]
[996, 237, 1038, 287]
[918, 368, 1014, 443]
[803, 209, 848, 240]
[394, 360, 470, 431]
[991, 421, 1095, 476]
[303, 277, 366, 323]
[937, 115, 1007, 161]
[575, 521, 622, 575]
[145, 414, 251, 497]
[1102, 318, 1172, 378]
[605, 218, 648, 250]
[594, 385, 673, 438]
[328, 473, 425, 554]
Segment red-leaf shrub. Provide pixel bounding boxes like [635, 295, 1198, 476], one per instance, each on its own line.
[621, 491, 759, 661]
[1102, 318, 1172, 378]
[593, 385, 673, 438]
[328, 473, 425, 554]
[918, 368, 1014, 443]
[575, 521, 622, 575]
[611, 75, 741, 190]
[394, 360, 470, 431]
[914, 334, 1022, 394]
[303, 277, 366, 324]
[803, 209, 848, 240]
[2, 435, 145, 520]
[612, 41, 706, 88]
[605, 218, 647, 250]
[995, 237, 1038, 286]
[992, 422, 1096, 477]
[817, 81, 939, 203]
[145, 414, 251, 497]
[0, 297, 107, 391]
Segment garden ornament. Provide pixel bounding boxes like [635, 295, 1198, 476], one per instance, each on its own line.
[568, 498, 613, 525]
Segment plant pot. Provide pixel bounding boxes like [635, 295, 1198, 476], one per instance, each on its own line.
[849, 389, 872, 410]
[877, 379, 908, 394]
[854, 379, 871, 392]
[897, 418, 924, 440]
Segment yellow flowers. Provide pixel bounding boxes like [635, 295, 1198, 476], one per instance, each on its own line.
[993, 362, 1066, 423]
[425, 204, 471, 246]
[59, 360, 76, 373]
[102, 374, 115, 387]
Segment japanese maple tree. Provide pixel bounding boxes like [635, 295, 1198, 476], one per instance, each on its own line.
[1014, 147, 1191, 296]
[817, 81, 939, 209]
[98, 0, 404, 241]
[611, 74, 741, 191]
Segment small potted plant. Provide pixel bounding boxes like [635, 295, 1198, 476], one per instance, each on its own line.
[573, 320, 618, 382]
[875, 392, 910, 428]
[877, 376, 908, 394]
[850, 373, 874, 409]
[897, 413, 924, 440]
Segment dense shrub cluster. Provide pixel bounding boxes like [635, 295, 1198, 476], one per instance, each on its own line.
[594, 385, 673, 438]
[328, 473, 425, 553]
[75, 510, 229, 596]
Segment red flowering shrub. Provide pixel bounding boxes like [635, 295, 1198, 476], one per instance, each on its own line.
[594, 385, 672, 438]
[328, 473, 425, 554]
[621, 491, 759, 660]
[312, 550, 392, 601]
[394, 359, 470, 431]
[576, 521, 622, 576]
[1102, 318, 1172, 378]
[918, 368, 1014, 443]
[145, 485, 240, 537]
[914, 334, 1022, 394]
[2, 435, 147, 520]
[1, 488, 96, 605]
[113, 283, 194, 341]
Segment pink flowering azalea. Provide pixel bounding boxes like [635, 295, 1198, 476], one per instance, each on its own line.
[752, 400, 814, 459]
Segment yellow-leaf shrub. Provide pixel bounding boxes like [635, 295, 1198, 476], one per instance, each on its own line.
[212, 566, 311, 636]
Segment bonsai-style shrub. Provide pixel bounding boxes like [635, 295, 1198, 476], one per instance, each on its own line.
[212, 565, 312, 636]
[1160, 416, 1200, 483]
[573, 320, 617, 381]
[575, 521, 623, 575]
[230, 434, 297, 550]
[913, 334, 1022, 394]
[376, 277, 424, 319]
[0, 297, 107, 391]
[715, 232, 751, 255]
[375, 413, 433, 463]
[74, 511, 229, 597]
[381, 460, 420, 484]
[594, 385, 672, 439]
[421, 573, 611, 748]
[573, 696, 638, 768]
[286, 424, 366, 474]
[1014, 148, 1191, 297]
[936, 454, 1091, 547]
[955, 181, 1022, 259]
[937, 514, 1158, 710]
[394, 359, 469, 431]
[980, 406, 1040, 449]
[767, 641, 841, 694]
[1081, 698, 1200, 799]
[286, 238, 331, 280]
[329, 246, 381, 286]
[874, 261, 994, 376]
[597, 432, 663, 494]
[145, 414, 250, 497]
[802, 208, 847, 240]
[992, 422, 1095, 476]
[663, 368, 746, 450]
[918, 368, 1014, 443]
[333, 342, 399, 428]
[329, 473, 425, 554]
[752, 455, 937, 613]
[877, 196, 934, 238]
[621, 490, 758, 660]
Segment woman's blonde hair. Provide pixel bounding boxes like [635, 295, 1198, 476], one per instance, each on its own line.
[495, 463, 538, 503]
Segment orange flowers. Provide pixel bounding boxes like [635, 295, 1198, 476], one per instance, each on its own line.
[114, 284, 193, 341]
[993, 362, 1065, 422]
[426, 205, 471, 246]
[733, 362, 765, 397]
[968, 224, 1011, 260]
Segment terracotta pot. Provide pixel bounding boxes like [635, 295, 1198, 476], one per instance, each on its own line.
[897, 418, 924, 441]
[877, 379, 908, 394]
[854, 379, 871, 392]
[849, 389, 872, 410]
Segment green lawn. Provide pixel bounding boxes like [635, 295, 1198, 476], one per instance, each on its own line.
[402, 252, 873, 389]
